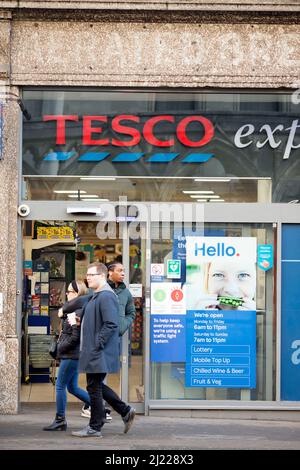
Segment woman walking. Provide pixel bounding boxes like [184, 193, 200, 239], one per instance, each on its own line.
[43, 280, 91, 431]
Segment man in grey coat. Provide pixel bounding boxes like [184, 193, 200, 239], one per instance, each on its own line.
[72, 262, 135, 438]
[103, 262, 136, 421]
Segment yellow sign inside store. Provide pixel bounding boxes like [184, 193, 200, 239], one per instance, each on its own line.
[37, 226, 74, 240]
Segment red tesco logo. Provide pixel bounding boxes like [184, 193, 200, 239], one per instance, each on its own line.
[43, 114, 214, 148]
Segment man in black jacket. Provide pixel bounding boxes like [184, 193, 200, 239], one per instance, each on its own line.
[72, 262, 135, 438]
[107, 262, 136, 335]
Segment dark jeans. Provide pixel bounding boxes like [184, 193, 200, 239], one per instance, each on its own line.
[86, 373, 130, 431]
[86, 373, 106, 431]
[103, 382, 129, 418]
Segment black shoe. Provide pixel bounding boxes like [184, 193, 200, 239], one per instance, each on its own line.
[43, 414, 67, 431]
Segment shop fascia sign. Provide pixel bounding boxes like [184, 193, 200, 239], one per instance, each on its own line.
[42, 114, 300, 163]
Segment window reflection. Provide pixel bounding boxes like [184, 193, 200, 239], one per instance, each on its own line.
[23, 177, 271, 203]
[22, 90, 300, 203]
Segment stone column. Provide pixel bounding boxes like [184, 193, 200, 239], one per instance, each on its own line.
[0, 9, 20, 414]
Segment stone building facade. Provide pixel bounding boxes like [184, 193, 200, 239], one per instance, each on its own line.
[0, 0, 300, 414]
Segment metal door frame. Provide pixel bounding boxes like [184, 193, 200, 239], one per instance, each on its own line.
[17, 203, 148, 413]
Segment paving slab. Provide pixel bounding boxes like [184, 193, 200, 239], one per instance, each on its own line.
[0, 404, 300, 450]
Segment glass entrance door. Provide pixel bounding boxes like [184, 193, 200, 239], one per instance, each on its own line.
[20, 218, 146, 412]
[106, 222, 146, 412]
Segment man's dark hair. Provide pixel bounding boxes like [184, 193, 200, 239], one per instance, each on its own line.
[107, 262, 123, 272]
[87, 262, 108, 276]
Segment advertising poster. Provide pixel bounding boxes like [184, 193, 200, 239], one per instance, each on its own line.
[185, 237, 257, 388]
[173, 228, 225, 283]
[281, 225, 300, 400]
[150, 282, 186, 362]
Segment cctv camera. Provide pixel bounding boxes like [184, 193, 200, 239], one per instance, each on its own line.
[17, 204, 30, 217]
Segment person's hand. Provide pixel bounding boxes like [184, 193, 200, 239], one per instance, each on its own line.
[57, 308, 64, 318]
[75, 315, 81, 326]
[237, 297, 256, 311]
[194, 294, 220, 310]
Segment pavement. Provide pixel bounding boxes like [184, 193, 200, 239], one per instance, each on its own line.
[0, 403, 300, 451]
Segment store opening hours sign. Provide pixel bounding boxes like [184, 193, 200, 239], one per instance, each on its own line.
[185, 310, 256, 388]
[184, 236, 257, 388]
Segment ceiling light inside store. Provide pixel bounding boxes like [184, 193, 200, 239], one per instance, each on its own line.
[194, 178, 230, 182]
[80, 177, 116, 181]
[197, 199, 225, 202]
[182, 191, 215, 194]
[83, 198, 109, 201]
[190, 194, 220, 198]
[54, 190, 87, 194]
[68, 194, 99, 198]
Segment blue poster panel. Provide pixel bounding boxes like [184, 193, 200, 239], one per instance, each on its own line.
[185, 310, 256, 387]
[185, 236, 257, 388]
[150, 282, 186, 362]
[150, 315, 186, 362]
[281, 224, 300, 400]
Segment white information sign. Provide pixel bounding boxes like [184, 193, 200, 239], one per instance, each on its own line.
[151, 282, 185, 315]
[129, 284, 143, 298]
[151, 263, 164, 278]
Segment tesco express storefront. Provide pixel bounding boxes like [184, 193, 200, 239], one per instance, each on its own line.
[19, 88, 300, 415]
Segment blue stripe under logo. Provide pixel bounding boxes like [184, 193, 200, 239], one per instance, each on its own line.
[146, 153, 179, 163]
[78, 152, 109, 161]
[112, 153, 144, 162]
[43, 152, 214, 163]
[182, 153, 214, 163]
[43, 151, 76, 161]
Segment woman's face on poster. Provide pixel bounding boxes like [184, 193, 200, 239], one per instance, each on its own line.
[207, 259, 256, 300]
